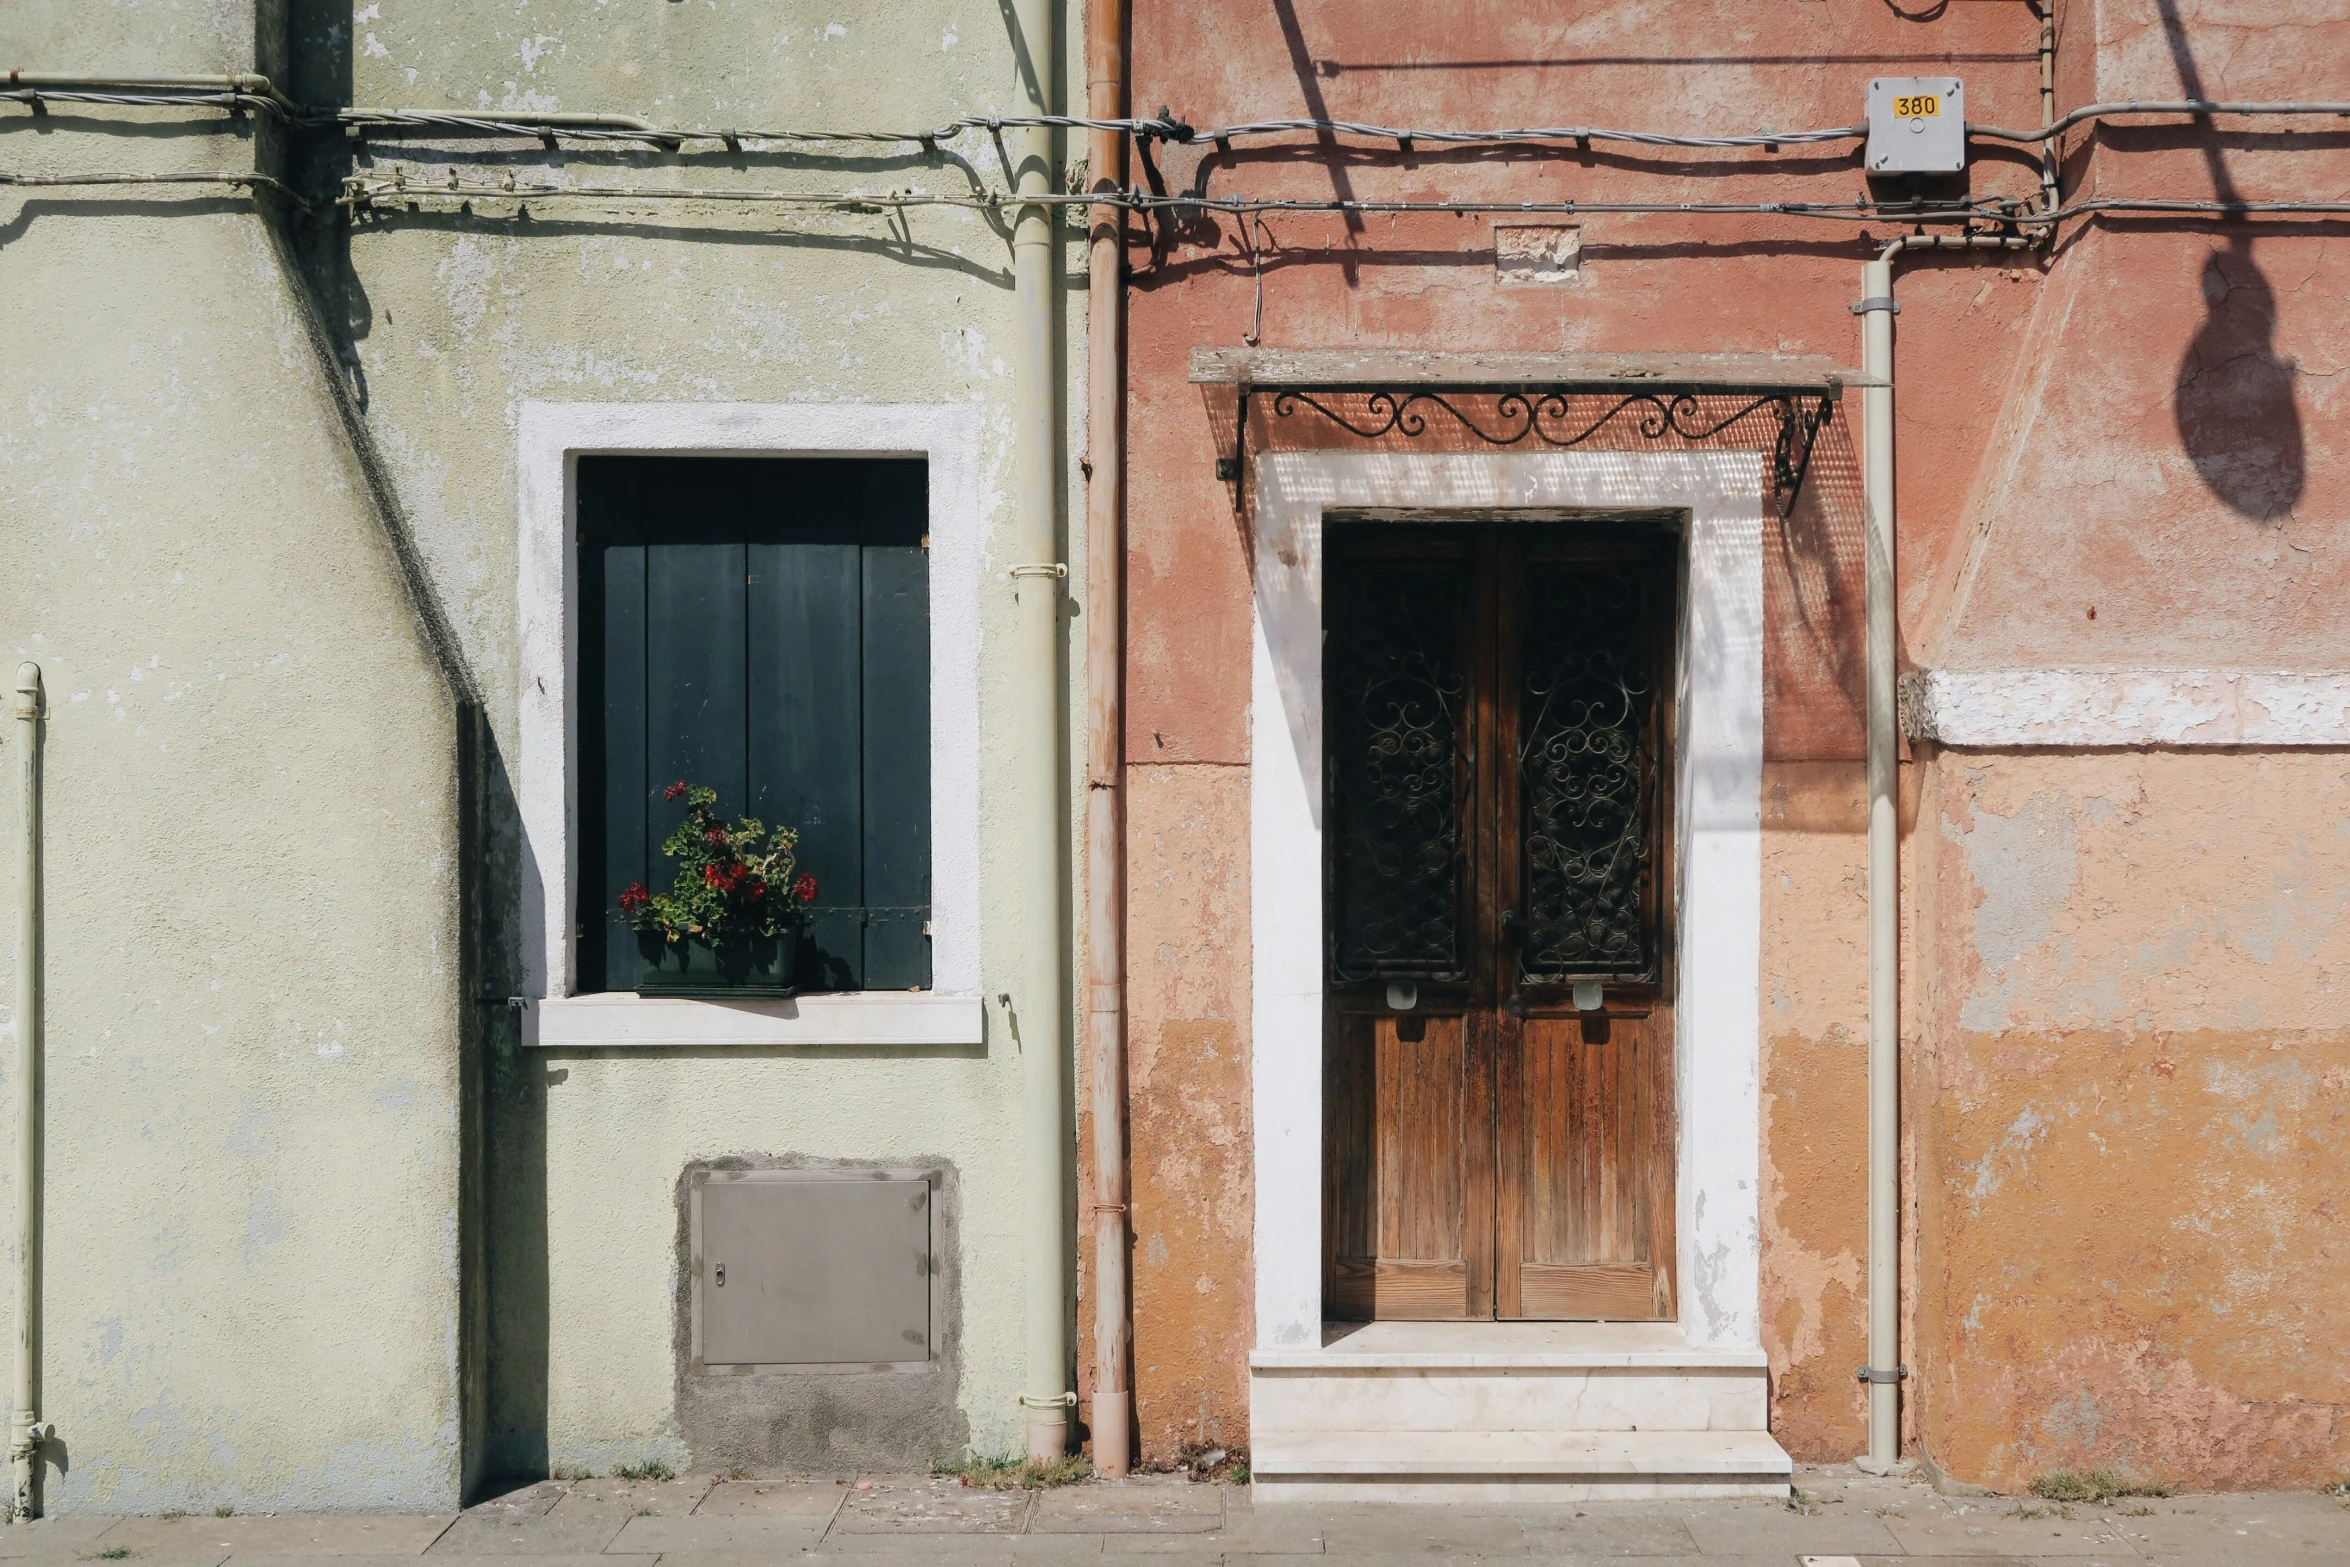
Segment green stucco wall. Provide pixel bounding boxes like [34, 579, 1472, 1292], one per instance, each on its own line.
[0, 6, 469, 1513]
[2, 0, 1085, 1506]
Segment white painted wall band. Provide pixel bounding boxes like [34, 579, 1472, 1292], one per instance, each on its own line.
[1901, 668, 2350, 748]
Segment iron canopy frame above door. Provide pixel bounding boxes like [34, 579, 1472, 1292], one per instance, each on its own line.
[1191, 348, 1861, 521]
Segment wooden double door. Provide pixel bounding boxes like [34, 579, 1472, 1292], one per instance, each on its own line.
[1323, 522, 1678, 1322]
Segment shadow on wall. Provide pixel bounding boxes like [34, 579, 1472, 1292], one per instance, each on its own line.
[2158, 0, 2303, 524]
[2175, 242, 2302, 523]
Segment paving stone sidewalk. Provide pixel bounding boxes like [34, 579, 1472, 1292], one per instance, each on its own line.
[4, 1465, 2344, 1566]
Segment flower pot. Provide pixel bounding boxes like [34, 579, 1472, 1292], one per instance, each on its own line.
[634, 931, 799, 998]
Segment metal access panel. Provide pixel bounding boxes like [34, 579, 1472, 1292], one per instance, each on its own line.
[691, 1169, 934, 1371]
[1867, 78, 1965, 173]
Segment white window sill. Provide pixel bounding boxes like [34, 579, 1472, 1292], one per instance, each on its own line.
[527, 991, 984, 1049]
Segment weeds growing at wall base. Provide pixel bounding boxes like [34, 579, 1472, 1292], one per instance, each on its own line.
[935, 1455, 1094, 1489]
[612, 1461, 676, 1483]
[2031, 1468, 2170, 1503]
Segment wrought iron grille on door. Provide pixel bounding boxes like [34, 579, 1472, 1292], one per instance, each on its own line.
[1517, 569, 1658, 983]
[1327, 552, 1472, 983]
[1325, 534, 1665, 989]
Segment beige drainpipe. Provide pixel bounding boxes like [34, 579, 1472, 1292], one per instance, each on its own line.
[1857, 232, 2027, 1472]
[10, 665, 46, 1520]
[1082, 0, 1134, 1479]
[1007, 0, 1073, 1463]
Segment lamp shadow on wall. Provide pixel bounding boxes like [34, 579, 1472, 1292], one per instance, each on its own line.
[2174, 239, 2302, 523]
[2154, 0, 2304, 524]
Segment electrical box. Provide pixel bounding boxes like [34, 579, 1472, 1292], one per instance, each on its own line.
[691, 1169, 934, 1370]
[1867, 78, 1965, 174]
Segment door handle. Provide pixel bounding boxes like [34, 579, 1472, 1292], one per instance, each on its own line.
[1504, 997, 1528, 1019]
[1499, 910, 1524, 938]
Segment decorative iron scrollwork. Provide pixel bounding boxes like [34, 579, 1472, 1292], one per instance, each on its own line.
[1518, 566, 1656, 981]
[1225, 383, 1835, 517]
[1328, 554, 1468, 982]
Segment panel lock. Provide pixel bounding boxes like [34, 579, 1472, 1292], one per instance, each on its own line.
[714, 1262, 726, 1287]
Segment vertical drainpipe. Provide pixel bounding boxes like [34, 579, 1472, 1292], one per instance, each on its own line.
[1082, 0, 1134, 1479]
[1858, 246, 1903, 1473]
[1008, 0, 1074, 1463]
[10, 665, 45, 1520]
[1858, 231, 2028, 1472]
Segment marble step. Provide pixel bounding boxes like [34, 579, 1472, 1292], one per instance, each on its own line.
[1250, 1321, 1771, 1434]
[1253, 1363, 1768, 1434]
[1249, 1428, 1793, 1503]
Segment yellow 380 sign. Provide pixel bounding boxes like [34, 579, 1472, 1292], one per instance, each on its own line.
[1892, 94, 1941, 118]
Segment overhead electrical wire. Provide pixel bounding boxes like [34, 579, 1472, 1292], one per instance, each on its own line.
[9, 77, 2350, 155]
[11, 72, 2350, 243]
[1968, 99, 2350, 142]
[324, 172, 2350, 231]
[12, 167, 2345, 238]
[0, 168, 313, 206]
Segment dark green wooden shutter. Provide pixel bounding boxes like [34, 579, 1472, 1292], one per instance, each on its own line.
[578, 457, 931, 995]
[748, 538, 864, 988]
[860, 534, 931, 990]
[595, 542, 649, 993]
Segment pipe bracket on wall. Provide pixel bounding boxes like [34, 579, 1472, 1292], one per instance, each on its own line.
[1856, 1364, 1911, 1384]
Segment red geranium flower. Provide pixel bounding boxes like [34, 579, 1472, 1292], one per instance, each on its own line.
[705, 826, 729, 845]
[795, 873, 818, 903]
[617, 881, 651, 912]
[662, 780, 689, 801]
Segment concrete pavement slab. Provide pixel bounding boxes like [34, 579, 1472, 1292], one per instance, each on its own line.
[101, 1519, 456, 1557]
[606, 1516, 826, 1552]
[1879, 1504, 2137, 1556]
[832, 1478, 1030, 1535]
[1524, 1559, 1806, 1567]
[2118, 1494, 2350, 1556]
[1109, 1496, 1328, 1555]
[693, 1481, 848, 1517]
[0, 1518, 123, 1559]
[802, 1538, 1104, 1558]
[462, 1485, 565, 1521]
[46, 1554, 226, 1567]
[1514, 1501, 1704, 1555]
[1679, 1502, 1899, 1557]
[1224, 1557, 1503, 1566]
[1263, 1503, 1537, 1559]
[422, 1517, 622, 1556]
[545, 1479, 708, 1519]
[234, 1559, 647, 1567]
[1030, 1481, 1223, 1535]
